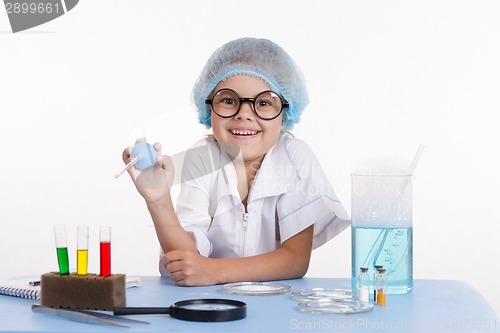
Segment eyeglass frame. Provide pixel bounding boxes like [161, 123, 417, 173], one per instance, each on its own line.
[205, 88, 289, 121]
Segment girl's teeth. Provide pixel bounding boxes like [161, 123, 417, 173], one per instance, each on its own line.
[231, 130, 258, 135]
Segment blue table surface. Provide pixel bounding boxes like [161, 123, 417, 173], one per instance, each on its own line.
[0, 277, 498, 332]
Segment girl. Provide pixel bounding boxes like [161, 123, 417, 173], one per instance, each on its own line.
[122, 37, 350, 286]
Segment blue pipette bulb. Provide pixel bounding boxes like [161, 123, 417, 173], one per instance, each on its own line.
[131, 142, 156, 170]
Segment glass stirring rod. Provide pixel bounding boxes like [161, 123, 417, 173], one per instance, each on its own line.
[114, 156, 140, 178]
[114, 142, 157, 178]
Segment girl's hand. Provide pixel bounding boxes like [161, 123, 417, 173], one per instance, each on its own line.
[161, 250, 217, 286]
[122, 138, 175, 205]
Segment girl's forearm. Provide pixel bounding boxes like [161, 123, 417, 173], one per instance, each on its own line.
[211, 226, 313, 284]
[212, 247, 310, 284]
[164, 226, 314, 286]
[146, 195, 198, 253]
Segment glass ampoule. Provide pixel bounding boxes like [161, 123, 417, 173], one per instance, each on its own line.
[373, 265, 383, 302]
[375, 268, 388, 306]
[357, 267, 370, 303]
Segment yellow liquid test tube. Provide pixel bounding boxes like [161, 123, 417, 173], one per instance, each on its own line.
[77, 226, 89, 276]
[77, 249, 88, 275]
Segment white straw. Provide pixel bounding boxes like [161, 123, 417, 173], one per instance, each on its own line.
[409, 144, 425, 174]
[114, 156, 140, 178]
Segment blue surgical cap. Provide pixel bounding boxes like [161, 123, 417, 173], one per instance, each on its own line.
[192, 37, 309, 130]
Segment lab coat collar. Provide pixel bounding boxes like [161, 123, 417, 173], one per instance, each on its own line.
[250, 140, 298, 201]
[215, 150, 238, 201]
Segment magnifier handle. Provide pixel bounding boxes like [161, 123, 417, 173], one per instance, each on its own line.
[113, 307, 172, 316]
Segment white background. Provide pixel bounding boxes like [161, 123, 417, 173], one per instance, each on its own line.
[1, 0, 499, 316]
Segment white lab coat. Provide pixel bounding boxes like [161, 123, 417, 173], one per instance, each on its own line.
[159, 132, 350, 275]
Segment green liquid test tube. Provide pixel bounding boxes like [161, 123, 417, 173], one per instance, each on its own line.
[53, 225, 69, 275]
[56, 247, 69, 275]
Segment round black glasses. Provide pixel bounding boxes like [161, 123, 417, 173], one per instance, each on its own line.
[205, 89, 288, 120]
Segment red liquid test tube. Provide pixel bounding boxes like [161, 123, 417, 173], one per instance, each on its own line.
[100, 226, 111, 277]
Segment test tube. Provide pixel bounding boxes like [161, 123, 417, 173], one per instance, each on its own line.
[53, 225, 69, 275]
[76, 226, 89, 276]
[99, 226, 111, 277]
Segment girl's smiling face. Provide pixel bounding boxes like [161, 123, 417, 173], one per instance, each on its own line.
[210, 75, 284, 164]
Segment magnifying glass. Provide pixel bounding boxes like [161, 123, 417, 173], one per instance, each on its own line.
[114, 299, 247, 322]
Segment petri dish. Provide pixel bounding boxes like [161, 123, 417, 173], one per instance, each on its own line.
[221, 282, 291, 296]
[298, 299, 374, 315]
[292, 288, 353, 301]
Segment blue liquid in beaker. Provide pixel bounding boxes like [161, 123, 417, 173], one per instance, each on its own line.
[352, 226, 413, 294]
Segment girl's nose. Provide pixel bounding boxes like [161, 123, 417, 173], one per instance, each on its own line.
[235, 101, 255, 120]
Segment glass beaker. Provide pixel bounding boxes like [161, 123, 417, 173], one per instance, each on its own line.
[351, 172, 413, 294]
